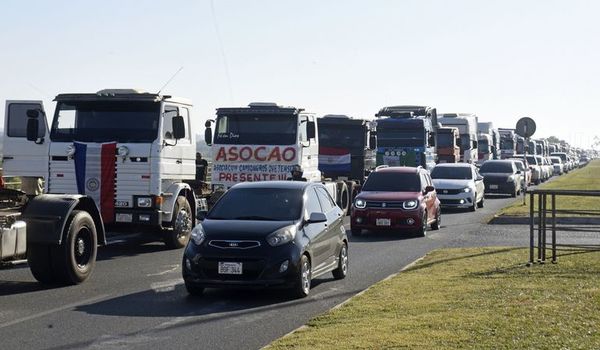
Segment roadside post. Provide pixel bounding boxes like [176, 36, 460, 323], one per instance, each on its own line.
[516, 117, 536, 205]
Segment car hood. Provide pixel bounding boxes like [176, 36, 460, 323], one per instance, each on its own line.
[356, 191, 422, 201]
[432, 179, 472, 189]
[200, 219, 296, 239]
[480, 172, 513, 179]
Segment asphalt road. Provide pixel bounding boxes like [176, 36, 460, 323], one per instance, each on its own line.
[0, 193, 579, 350]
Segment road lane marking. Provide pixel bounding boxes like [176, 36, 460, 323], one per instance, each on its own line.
[150, 278, 184, 293]
[0, 293, 112, 329]
[146, 264, 180, 277]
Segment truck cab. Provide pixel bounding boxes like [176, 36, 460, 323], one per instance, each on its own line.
[4, 89, 197, 248]
[438, 113, 478, 164]
[374, 105, 438, 170]
[477, 133, 493, 165]
[436, 127, 460, 163]
[499, 128, 517, 159]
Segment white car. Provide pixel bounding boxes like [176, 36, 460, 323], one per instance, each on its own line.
[550, 156, 564, 175]
[431, 163, 485, 211]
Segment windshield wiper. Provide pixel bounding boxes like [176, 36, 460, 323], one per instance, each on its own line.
[232, 216, 277, 221]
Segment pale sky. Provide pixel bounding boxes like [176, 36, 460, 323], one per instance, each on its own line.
[1, 0, 599, 148]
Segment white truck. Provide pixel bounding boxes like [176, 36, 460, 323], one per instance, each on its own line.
[203, 102, 349, 213]
[438, 113, 479, 164]
[1, 89, 198, 284]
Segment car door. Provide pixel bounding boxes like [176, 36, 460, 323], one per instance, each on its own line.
[315, 186, 343, 268]
[3, 100, 50, 178]
[303, 187, 328, 269]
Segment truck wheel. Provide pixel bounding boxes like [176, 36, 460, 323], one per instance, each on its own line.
[52, 210, 98, 285]
[27, 244, 56, 284]
[164, 196, 193, 249]
[335, 182, 350, 215]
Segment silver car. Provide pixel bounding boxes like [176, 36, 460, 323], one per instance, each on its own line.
[431, 163, 485, 211]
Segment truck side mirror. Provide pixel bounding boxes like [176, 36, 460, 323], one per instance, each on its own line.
[204, 127, 213, 146]
[369, 134, 377, 150]
[172, 116, 185, 139]
[26, 118, 40, 142]
[307, 121, 316, 140]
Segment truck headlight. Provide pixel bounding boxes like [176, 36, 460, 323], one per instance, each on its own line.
[137, 197, 152, 208]
[354, 198, 366, 209]
[403, 200, 418, 210]
[266, 225, 297, 247]
[190, 225, 206, 246]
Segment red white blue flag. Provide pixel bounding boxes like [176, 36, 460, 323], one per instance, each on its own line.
[74, 142, 117, 223]
[319, 146, 352, 173]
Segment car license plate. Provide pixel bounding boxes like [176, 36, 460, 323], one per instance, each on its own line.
[376, 218, 391, 226]
[116, 213, 133, 223]
[490, 184, 499, 190]
[218, 262, 243, 275]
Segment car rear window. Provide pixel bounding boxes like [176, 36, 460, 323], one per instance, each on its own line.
[480, 162, 513, 173]
[362, 172, 421, 192]
[208, 188, 303, 221]
[431, 166, 472, 180]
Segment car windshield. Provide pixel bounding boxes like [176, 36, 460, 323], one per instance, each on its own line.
[207, 188, 303, 221]
[480, 162, 513, 173]
[50, 101, 160, 142]
[501, 139, 514, 150]
[431, 166, 472, 180]
[214, 114, 297, 145]
[512, 161, 525, 171]
[362, 172, 421, 192]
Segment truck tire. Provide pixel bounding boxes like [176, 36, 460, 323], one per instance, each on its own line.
[164, 196, 193, 249]
[27, 244, 56, 284]
[335, 182, 350, 216]
[51, 210, 98, 285]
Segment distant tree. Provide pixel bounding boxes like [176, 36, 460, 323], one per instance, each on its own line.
[546, 136, 561, 144]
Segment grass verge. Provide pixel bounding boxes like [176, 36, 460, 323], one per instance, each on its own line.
[498, 160, 600, 217]
[266, 247, 600, 349]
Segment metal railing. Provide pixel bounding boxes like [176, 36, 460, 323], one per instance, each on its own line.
[528, 189, 600, 265]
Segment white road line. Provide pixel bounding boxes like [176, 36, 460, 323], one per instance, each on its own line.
[146, 265, 180, 277]
[0, 293, 112, 329]
[150, 278, 184, 293]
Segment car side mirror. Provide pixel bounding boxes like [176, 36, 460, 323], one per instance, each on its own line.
[424, 185, 435, 193]
[307, 212, 327, 224]
[516, 170, 522, 174]
[172, 116, 185, 139]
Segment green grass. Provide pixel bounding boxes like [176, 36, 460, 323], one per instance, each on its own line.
[499, 160, 600, 217]
[266, 247, 600, 349]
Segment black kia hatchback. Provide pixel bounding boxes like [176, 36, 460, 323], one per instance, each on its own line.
[182, 181, 348, 298]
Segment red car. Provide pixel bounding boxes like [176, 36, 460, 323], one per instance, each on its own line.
[351, 166, 441, 237]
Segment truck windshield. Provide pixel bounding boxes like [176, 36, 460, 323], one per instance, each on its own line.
[480, 162, 513, 173]
[437, 133, 454, 148]
[319, 125, 364, 148]
[50, 101, 160, 143]
[501, 139, 514, 150]
[362, 172, 421, 192]
[431, 166, 472, 180]
[214, 114, 297, 145]
[377, 128, 424, 147]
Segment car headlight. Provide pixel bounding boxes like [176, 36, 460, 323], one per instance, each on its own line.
[463, 187, 472, 193]
[266, 225, 297, 247]
[190, 224, 206, 246]
[403, 199, 418, 210]
[137, 197, 152, 208]
[354, 198, 366, 209]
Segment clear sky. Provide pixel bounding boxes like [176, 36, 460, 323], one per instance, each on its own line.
[1, 0, 599, 148]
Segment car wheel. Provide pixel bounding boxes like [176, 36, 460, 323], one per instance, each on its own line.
[469, 196, 477, 212]
[332, 242, 348, 280]
[431, 209, 441, 230]
[290, 254, 311, 298]
[185, 281, 205, 296]
[477, 195, 484, 208]
[416, 212, 427, 237]
[350, 227, 362, 236]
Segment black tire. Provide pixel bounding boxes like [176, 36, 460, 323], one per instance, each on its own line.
[335, 182, 350, 216]
[164, 196, 193, 249]
[290, 255, 311, 298]
[477, 195, 484, 208]
[469, 196, 477, 212]
[185, 281, 205, 296]
[27, 244, 56, 284]
[51, 210, 98, 285]
[350, 227, 362, 236]
[431, 209, 441, 230]
[416, 212, 427, 237]
[332, 242, 348, 280]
